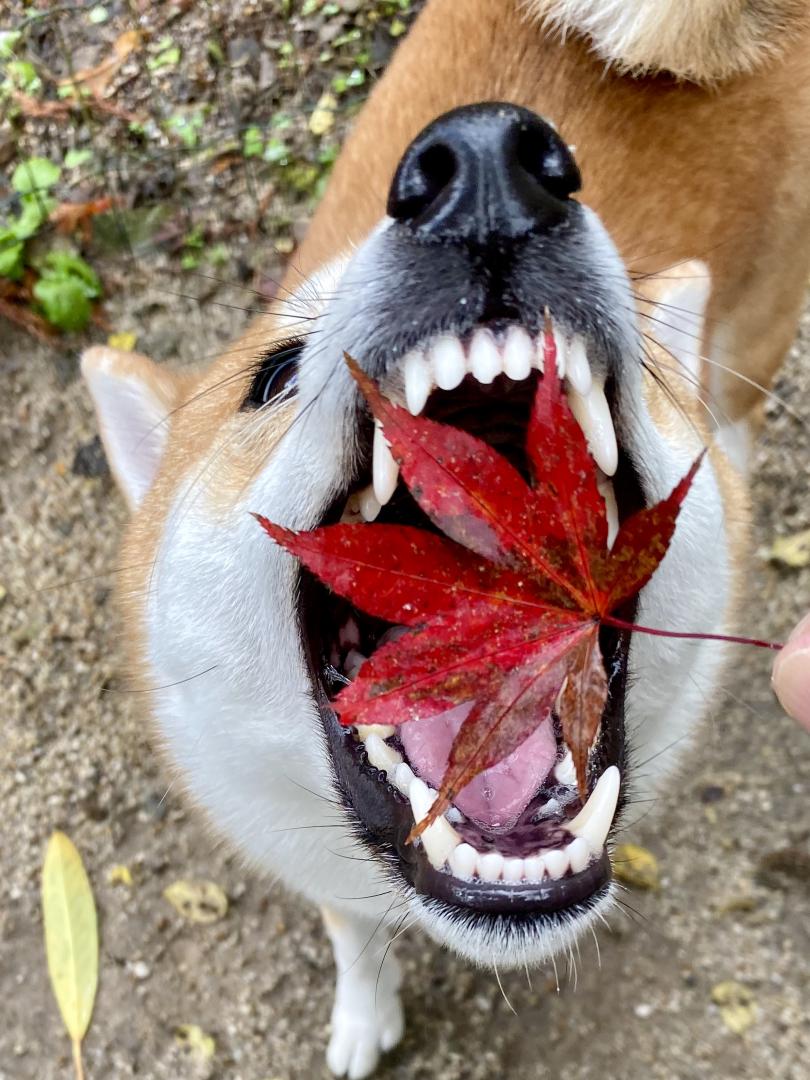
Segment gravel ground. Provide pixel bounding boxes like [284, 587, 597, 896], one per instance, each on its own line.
[3, 3, 810, 1079]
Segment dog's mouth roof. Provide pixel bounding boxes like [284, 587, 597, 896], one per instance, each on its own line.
[303, 318, 642, 916]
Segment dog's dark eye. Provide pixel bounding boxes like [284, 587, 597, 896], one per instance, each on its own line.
[242, 340, 302, 410]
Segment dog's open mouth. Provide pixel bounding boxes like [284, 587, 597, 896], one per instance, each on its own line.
[303, 321, 643, 916]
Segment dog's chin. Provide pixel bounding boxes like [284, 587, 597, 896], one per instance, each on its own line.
[297, 340, 644, 958]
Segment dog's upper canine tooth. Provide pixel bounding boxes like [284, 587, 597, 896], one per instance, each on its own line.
[408, 777, 461, 869]
[566, 335, 593, 396]
[469, 328, 502, 384]
[403, 347, 432, 415]
[566, 765, 621, 853]
[372, 421, 399, 506]
[357, 484, 381, 521]
[430, 334, 466, 391]
[503, 325, 533, 381]
[566, 377, 619, 477]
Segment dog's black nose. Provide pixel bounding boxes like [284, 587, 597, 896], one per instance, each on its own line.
[387, 103, 580, 245]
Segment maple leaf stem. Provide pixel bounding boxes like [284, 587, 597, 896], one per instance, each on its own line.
[602, 615, 782, 652]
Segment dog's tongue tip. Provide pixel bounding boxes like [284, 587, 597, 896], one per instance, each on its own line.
[399, 702, 557, 830]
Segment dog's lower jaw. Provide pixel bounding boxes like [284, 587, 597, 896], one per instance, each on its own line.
[321, 906, 405, 1080]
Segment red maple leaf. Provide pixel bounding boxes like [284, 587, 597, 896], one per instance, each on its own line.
[254, 334, 773, 840]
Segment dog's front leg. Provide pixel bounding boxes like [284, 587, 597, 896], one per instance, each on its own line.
[321, 905, 405, 1079]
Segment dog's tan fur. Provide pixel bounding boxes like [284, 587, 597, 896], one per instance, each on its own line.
[84, 0, 810, 720]
[526, 0, 810, 83]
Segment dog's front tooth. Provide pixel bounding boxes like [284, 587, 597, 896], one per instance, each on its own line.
[567, 835, 591, 874]
[469, 328, 502, 384]
[502, 857, 525, 883]
[523, 854, 546, 881]
[566, 335, 593, 396]
[408, 777, 461, 869]
[553, 325, 568, 378]
[477, 851, 504, 882]
[544, 848, 569, 880]
[372, 421, 399, 506]
[403, 348, 432, 415]
[503, 325, 533, 381]
[449, 842, 478, 880]
[567, 377, 619, 477]
[430, 334, 466, 391]
[566, 765, 621, 853]
[357, 484, 381, 522]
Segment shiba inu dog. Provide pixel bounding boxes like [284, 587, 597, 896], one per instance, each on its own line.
[81, 1, 810, 1075]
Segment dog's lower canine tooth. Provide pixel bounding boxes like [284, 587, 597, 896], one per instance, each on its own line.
[503, 325, 533, 381]
[566, 765, 621, 853]
[408, 777, 461, 869]
[403, 348, 432, 415]
[356, 723, 397, 740]
[392, 761, 415, 795]
[430, 334, 466, 391]
[364, 732, 402, 774]
[372, 421, 399, 506]
[469, 328, 502, 384]
[566, 335, 593, 396]
[597, 471, 620, 548]
[566, 376, 619, 477]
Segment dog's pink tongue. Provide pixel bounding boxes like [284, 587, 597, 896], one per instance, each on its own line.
[399, 703, 557, 831]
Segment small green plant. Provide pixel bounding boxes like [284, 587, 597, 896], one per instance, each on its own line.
[0, 156, 103, 332]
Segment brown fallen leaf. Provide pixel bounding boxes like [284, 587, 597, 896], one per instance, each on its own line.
[613, 843, 660, 890]
[163, 880, 228, 924]
[711, 980, 757, 1035]
[50, 197, 121, 239]
[58, 29, 141, 98]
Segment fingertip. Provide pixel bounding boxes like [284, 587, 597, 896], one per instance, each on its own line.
[772, 619, 810, 732]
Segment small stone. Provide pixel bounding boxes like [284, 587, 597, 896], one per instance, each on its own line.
[72, 435, 109, 478]
[131, 960, 151, 980]
[613, 843, 660, 890]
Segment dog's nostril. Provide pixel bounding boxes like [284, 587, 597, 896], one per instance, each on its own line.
[389, 142, 458, 223]
[387, 102, 581, 244]
[514, 125, 580, 203]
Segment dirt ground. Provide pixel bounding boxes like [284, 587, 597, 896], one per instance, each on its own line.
[3, 3, 810, 1079]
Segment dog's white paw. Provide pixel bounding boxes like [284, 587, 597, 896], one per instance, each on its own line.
[326, 992, 404, 1079]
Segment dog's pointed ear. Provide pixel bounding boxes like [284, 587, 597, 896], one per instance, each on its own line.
[81, 346, 181, 509]
[639, 260, 711, 383]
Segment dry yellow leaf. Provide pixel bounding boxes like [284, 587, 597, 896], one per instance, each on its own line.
[163, 879, 229, 924]
[175, 1024, 216, 1059]
[106, 863, 133, 887]
[711, 980, 757, 1034]
[309, 92, 337, 136]
[107, 331, 137, 351]
[613, 843, 660, 890]
[42, 832, 99, 1080]
[768, 528, 810, 568]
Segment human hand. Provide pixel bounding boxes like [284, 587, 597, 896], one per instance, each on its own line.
[772, 612, 810, 731]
